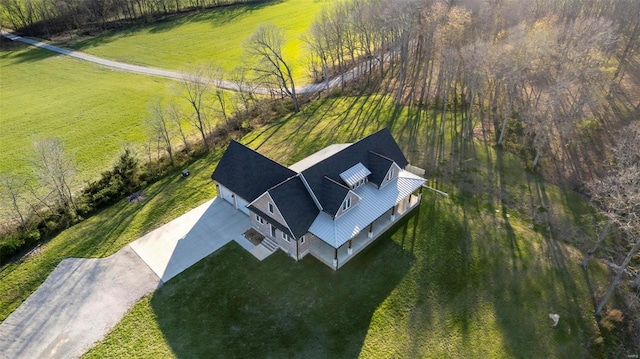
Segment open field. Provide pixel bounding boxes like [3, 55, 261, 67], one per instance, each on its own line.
[62, 0, 330, 83]
[0, 94, 607, 357]
[0, 42, 186, 182]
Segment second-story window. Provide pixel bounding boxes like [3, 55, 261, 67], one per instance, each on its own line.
[387, 168, 395, 180]
[342, 196, 352, 211]
[268, 202, 274, 214]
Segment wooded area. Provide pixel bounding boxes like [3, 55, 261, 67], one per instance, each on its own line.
[301, 0, 640, 349]
[0, 0, 271, 36]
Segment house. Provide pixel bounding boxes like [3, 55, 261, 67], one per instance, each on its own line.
[211, 128, 426, 270]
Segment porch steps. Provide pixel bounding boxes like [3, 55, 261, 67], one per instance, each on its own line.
[260, 237, 278, 252]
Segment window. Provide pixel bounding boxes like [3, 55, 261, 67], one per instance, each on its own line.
[256, 214, 264, 224]
[268, 202, 274, 214]
[300, 236, 305, 244]
[270, 225, 276, 237]
[387, 168, 395, 180]
[342, 196, 352, 211]
[282, 232, 290, 242]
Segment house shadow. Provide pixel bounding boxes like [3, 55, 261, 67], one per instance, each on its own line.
[148, 208, 418, 358]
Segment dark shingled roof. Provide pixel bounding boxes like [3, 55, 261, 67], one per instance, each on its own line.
[367, 151, 394, 186]
[267, 176, 320, 239]
[211, 140, 296, 202]
[301, 128, 408, 216]
[319, 177, 350, 217]
[212, 128, 410, 236]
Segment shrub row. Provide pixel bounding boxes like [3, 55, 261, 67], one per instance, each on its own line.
[0, 96, 297, 265]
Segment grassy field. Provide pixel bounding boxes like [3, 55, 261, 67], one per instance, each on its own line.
[62, 0, 330, 83]
[24, 94, 603, 357]
[0, 42, 186, 182]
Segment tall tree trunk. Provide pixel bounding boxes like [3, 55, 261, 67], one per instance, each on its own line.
[596, 239, 640, 315]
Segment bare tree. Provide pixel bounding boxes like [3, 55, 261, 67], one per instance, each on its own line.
[210, 66, 229, 129]
[588, 123, 640, 315]
[166, 102, 190, 154]
[230, 66, 256, 117]
[180, 66, 212, 151]
[245, 23, 299, 112]
[0, 173, 29, 231]
[31, 138, 76, 214]
[145, 98, 175, 167]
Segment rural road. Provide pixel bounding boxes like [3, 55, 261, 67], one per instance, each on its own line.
[0, 30, 375, 95]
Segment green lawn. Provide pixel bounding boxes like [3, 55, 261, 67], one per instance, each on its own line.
[62, 0, 330, 83]
[71, 94, 608, 358]
[0, 42, 185, 182]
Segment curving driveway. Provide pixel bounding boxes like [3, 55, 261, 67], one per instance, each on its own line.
[0, 30, 379, 95]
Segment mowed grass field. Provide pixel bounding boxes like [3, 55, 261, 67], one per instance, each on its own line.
[0, 42, 187, 182]
[12, 94, 599, 358]
[64, 0, 330, 83]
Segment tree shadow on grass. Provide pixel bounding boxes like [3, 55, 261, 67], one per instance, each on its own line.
[150, 215, 416, 358]
[0, 41, 59, 65]
[64, 0, 281, 51]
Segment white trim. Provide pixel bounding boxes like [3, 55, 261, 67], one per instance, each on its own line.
[256, 214, 264, 224]
[300, 235, 305, 244]
[268, 202, 274, 214]
[282, 232, 290, 242]
[270, 224, 276, 238]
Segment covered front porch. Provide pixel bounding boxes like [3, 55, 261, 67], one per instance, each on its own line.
[309, 193, 420, 270]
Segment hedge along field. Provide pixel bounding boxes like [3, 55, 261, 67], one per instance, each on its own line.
[0, 42, 201, 184]
[63, 0, 330, 83]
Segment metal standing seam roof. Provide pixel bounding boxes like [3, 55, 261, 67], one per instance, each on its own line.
[339, 163, 372, 187]
[301, 128, 409, 216]
[288, 144, 352, 172]
[308, 170, 426, 248]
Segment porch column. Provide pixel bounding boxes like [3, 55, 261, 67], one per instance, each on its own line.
[391, 204, 396, 221]
[368, 223, 373, 238]
[333, 248, 338, 268]
[347, 239, 353, 255]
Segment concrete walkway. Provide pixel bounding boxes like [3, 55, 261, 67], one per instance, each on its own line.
[0, 247, 161, 359]
[129, 197, 250, 282]
[0, 197, 251, 359]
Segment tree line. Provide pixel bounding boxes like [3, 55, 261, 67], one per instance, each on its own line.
[0, 0, 271, 36]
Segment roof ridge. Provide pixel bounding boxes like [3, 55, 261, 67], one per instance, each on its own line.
[369, 150, 395, 162]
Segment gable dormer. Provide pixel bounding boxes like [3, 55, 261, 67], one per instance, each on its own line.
[335, 190, 362, 218]
[379, 162, 401, 188]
